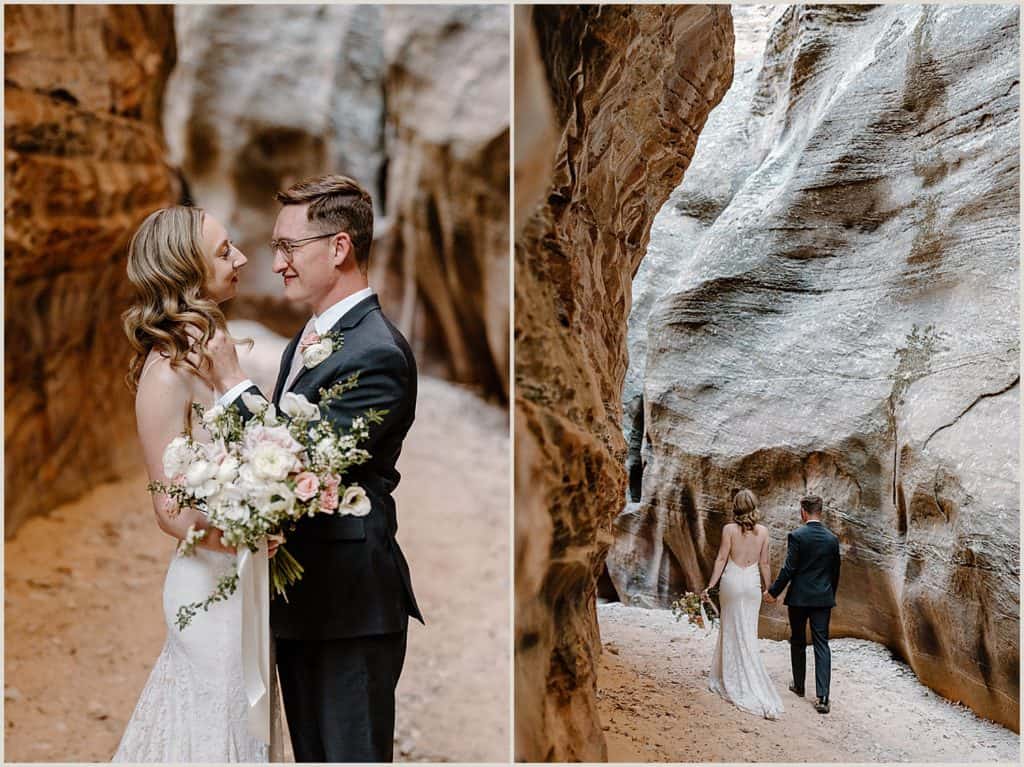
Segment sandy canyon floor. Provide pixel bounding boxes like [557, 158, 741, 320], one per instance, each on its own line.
[598, 602, 1019, 763]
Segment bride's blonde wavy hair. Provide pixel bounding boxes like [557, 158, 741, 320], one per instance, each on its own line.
[733, 489, 761, 532]
[122, 206, 224, 392]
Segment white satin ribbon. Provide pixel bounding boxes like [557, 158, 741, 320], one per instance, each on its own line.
[238, 539, 271, 744]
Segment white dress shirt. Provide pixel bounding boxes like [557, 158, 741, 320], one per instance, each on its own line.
[217, 287, 376, 407]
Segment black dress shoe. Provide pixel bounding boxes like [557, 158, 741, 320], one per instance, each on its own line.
[788, 684, 805, 697]
[815, 698, 830, 714]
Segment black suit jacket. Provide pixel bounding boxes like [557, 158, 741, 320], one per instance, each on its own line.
[768, 520, 841, 608]
[233, 294, 423, 640]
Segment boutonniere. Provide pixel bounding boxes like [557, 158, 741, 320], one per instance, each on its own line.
[299, 328, 344, 369]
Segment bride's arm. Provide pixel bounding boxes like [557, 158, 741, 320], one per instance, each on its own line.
[702, 527, 732, 597]
[136, 362, 234, 554]
[758, 530, 772, 591]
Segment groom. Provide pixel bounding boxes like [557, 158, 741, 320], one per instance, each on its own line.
[208, 174, 423, 762]
[764, 495, 841, 714]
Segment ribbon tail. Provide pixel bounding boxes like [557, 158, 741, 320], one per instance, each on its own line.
[239, 542, 271, 744]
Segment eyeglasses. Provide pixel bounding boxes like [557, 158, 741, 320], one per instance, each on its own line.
[269, 231, 341, 263]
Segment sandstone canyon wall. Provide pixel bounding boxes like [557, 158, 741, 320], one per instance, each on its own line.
[4, 5, 177, 536]
[375, 5, 510, 398]
[514, 6, 734, 760]
[163, 4, 387, 333]
[610, 4, 1019, 731]
[165, 5, 509, 399]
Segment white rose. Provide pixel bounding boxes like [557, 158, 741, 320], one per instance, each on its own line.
[209, 493, 248, 523]
[302, 339, 333, 368]
[162, 437, 193, 478]
[237, 462, 264, 490]
[340, 485, 371, 517]
[201, 404, 225, 425]
[280, 392, 321, 421]
[261, 483, 296, 518]
[314, 436, 337, 463]
[184, 459, 219, 499]
[184, 459, 216, 488]
[250, 444, 297, 482]
[242, 392, 270, 415]
[216, 455, 240, 484]
[262, 403, 280, 427]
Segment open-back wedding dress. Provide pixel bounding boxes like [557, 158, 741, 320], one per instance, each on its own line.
[708, 559, 784, 719]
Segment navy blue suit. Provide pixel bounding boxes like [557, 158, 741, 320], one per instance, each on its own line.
[234, 295, 422, 761]
[768, 520, 841, 701]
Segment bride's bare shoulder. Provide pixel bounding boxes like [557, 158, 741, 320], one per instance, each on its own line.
[135, 354, 196, 410]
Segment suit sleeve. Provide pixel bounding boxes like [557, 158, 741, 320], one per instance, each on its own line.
[321, 345, 410, 457]
[227, 384, 269, 424]
[831, 539, 841, 595]
[768, 532, 800, 598]
[220, 345, 409, 455]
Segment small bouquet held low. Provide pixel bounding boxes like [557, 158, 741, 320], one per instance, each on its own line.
[149, 374, 384, 629]
[671, 590, 720, 632]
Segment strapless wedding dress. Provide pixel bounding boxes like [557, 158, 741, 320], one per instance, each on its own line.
[708, 560, 784, 719]
[114, 356, 282, 761]
[112, 546, 277, 762]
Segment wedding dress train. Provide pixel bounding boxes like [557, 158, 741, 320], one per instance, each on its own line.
[708, 560, 784, 719]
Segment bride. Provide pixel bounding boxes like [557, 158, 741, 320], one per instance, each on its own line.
[114, 206, 279, 761]
[702, 489, 783, 720]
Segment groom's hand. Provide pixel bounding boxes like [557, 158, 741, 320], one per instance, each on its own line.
[763, 590, 776, 604]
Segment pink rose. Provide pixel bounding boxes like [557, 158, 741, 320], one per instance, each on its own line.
[244, 424, 304, 455]
[319, 474, 340, 513]
[293, 472, 320, 502]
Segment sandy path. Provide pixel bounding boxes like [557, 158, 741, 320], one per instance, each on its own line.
[3, 323, 509, 763]
[597, 602, 1019, 763]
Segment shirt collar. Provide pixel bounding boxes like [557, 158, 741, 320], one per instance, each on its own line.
[806, 519, 822, 524]
[313, 287, 375, 335]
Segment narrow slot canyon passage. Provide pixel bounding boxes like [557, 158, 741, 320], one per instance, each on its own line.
[593, 3, 1019, 761]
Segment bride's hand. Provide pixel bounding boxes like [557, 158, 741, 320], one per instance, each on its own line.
[267, 533, 285, 559]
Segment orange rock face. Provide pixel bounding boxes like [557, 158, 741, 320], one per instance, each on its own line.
[4, 5, 176, 535]
[513, 5, 734, 760]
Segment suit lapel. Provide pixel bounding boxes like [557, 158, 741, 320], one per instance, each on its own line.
[286, 295, 381, 396]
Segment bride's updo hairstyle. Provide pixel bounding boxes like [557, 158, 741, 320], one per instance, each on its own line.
[122, 206, 225, 392]
[732, 489, 761, 532]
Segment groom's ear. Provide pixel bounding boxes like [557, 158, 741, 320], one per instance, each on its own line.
[333, 231, 354, 267]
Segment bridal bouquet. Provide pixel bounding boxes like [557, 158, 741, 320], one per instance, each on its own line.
[671, 590, 720, 631]
[149, 374, 384, 629]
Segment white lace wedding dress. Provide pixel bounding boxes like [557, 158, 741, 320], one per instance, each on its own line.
[113, 361, 281, 762]
[708, 560, 784, 719]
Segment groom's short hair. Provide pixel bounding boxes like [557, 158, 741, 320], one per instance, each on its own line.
[800, 495, 823, 515]
[276, 174, 374, 273]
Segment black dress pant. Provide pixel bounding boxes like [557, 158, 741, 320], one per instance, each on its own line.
[276, 630, 408, 763]
[787, 605, 832, 701]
